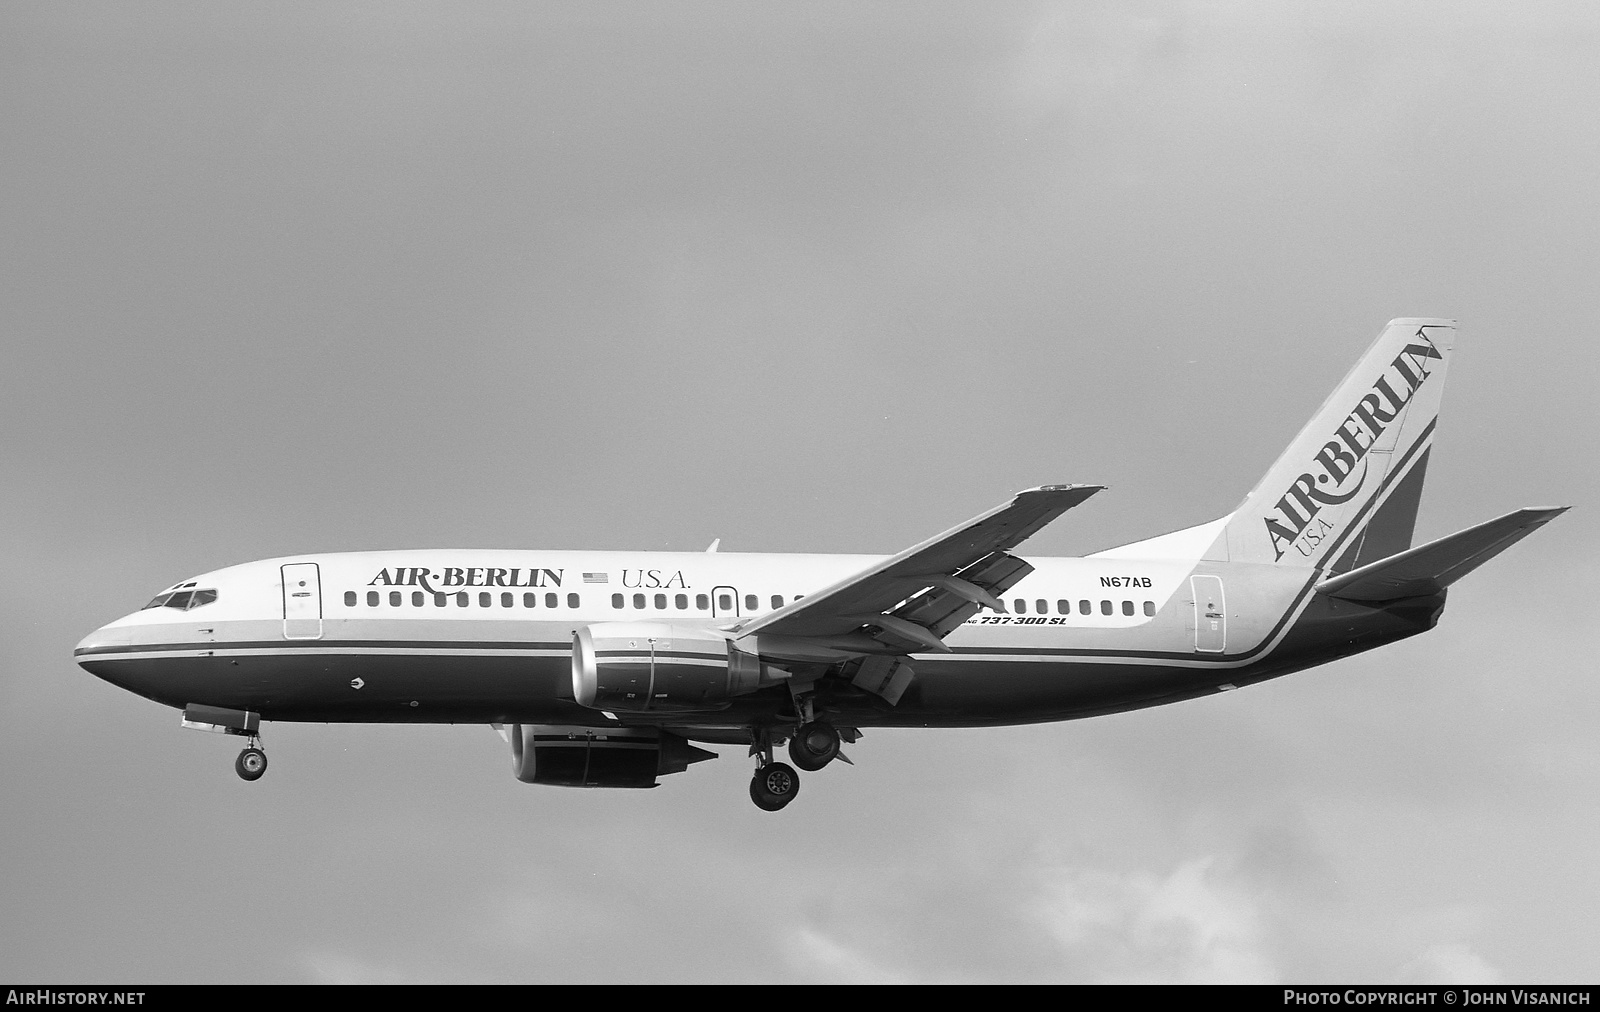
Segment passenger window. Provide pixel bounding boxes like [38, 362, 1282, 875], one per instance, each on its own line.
[547, 593, 559, 608]
[344, 591, 357, 607]
[675, 594, 688, 610]
[456, 592, 468, 607]
[745, 594, 758, 610]
[1143, 601, 1155, 616]
[366, 591, 379, 607]
[1057, 599, 1069, 614]
[655, 593, 667, 609]
[1122, 600, 1134, 616]
[718, 594, 733, 611]
[1079, 600, 1090, 615]
[612, 593, 624, 609]
[772, 595, 784, 608]
[1036, 599, 1048, 614]
[696, 594, 709, 610]
[1100, 600, 1112, 615]
[633, 593, 645, 609]
[390, 591, 402, 607]
[502, 592, 513, 608]
[524, 593, 536, 608]
[414, 591, 425, 607]
[435, 593, 447, 607]
[479, 592, 491, 608]
[1014, 599, 1026, 614]
[566, 593, 579, 608]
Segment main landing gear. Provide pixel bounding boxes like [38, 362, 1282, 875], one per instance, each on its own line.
[234, 736, 268, 782]
[747, 710, 851, 811]
[749, 759, 800, 811]
[788, 720, 841, 771]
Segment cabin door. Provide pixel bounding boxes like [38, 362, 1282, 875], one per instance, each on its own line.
[1191, 574, 1225, 653]
[282, 563, 324, 640]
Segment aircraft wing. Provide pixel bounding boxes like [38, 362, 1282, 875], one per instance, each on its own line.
[728, 485, 1104, 660]
[1315, 506, 1569, 603]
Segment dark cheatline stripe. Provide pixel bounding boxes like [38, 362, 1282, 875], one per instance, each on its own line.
[593, 649, 725, 662]
[76, 639, 571, 657]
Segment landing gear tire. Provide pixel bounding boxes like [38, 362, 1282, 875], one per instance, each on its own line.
[235, 747, 268, 781]
[788, 721, 841, 772]
[749, 761, 800, 811]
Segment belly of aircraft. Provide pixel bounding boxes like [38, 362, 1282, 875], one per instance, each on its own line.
[79, 648, 1265, 729]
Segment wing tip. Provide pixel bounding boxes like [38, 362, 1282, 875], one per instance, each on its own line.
[1385, 317, 1457, 328]
[1024, 483, 1108, 495]
[1514, 505, 1572, 523]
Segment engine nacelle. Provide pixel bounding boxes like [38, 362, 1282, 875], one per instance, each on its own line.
[572, 621, 773, 712]
[509, 723, 715, 788]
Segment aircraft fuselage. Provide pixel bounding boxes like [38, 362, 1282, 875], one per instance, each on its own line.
[75, 548, 1440, 732]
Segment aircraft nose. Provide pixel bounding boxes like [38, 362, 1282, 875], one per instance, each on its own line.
[75, 621, 131, 664]
[74, 617, 189, 706]
[74, 620, 136, 688]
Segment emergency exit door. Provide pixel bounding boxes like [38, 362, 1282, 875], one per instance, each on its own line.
[282, 563, 323, 640]
[711, 586, 739, 618]
[1191, 574, 1225, 653]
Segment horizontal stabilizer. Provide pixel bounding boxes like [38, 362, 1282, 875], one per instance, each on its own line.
[1315, 507, 1569, 603]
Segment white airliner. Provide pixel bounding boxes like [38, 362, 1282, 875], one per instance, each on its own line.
[76, 320, 1566, 810]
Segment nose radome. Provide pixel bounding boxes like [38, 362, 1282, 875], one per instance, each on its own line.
[75, 622, 132, 665]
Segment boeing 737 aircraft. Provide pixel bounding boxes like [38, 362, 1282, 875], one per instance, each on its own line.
[76, 319, 1566, 809]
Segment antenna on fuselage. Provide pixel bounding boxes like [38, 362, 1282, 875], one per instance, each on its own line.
[705, 539, 720, 553]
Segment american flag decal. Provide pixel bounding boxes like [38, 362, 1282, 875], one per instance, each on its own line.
[582, 572, 608, 584]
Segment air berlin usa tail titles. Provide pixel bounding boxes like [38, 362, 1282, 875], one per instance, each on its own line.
[1264, 326, 1445, 560]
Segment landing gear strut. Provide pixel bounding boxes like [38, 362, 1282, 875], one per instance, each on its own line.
[747, 730, 799, 811]
[234, 736, 268, 781]
[181, 706, 269, 782]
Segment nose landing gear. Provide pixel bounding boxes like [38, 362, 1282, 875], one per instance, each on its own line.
[235, 742, 268, 781]
[180, 705, 270, 783]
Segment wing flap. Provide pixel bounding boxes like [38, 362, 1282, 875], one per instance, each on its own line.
[732, 485, 1102, 642]
[1315, 506, 1569, 603]
[889, 552, 1034, 640]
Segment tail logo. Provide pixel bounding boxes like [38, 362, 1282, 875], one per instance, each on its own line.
[1263, 328, 1445, 561]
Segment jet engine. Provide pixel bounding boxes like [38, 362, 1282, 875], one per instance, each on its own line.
[509, 723, 715, 788]
[571, 622, 781, 712]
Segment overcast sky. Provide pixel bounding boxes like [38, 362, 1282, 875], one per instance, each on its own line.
[3, 1, 1597, 984]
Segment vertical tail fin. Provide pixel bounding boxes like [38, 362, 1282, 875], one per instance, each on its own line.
[1221, 318, 1456, 570]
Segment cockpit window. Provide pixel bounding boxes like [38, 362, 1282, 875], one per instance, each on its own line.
[141, 588, 218, 611]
